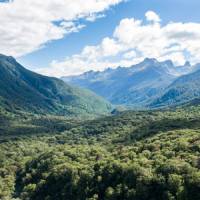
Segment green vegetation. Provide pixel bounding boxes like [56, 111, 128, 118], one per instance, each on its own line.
[0, 105, 200, 200]
[151, 69, 200, 108]
[0, 54, 112, 117]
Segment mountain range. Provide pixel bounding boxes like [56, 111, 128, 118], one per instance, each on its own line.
[1, 53, 200, 116]
[62, 58, 200, 108]
[1, 56, 200, 200]
[151, 68, 200, 107]
[0, 54, 112, 117]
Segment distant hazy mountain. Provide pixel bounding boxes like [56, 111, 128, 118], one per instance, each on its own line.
[62, 58, 199, 107]
[0, 54, 112, 117]
[151, 67, 200, 108]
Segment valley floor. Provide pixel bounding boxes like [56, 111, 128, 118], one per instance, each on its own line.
[0, 106, 200, 200]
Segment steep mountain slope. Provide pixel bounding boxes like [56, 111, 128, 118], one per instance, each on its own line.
[0, 54, 112, 116]
[151, 67, 200, 107]
[62, 58, 197, 107]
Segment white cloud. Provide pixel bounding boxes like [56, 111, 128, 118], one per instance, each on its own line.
[34, 10, 200, 77]
[60, 21, 86, 33]
[123, 50, 137, 59]
[158, 52, 186, 66]
[0, 0, 124, 57]
[85, 13, 106, 22]
[3, 2, 200, 78]
[145, 10, 161, 23]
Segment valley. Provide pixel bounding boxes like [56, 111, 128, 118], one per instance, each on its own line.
[1, 1, 200, 200]
[0, 55, 200, 200]
[0, 104, 200, 200]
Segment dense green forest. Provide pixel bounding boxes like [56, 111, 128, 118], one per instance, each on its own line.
[0, 54, 112, 117]
[0, 105, 200, 200]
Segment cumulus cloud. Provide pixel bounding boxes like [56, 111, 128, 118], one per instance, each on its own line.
[145, 10, 161, 22]
[0, 0, 124, 56]
[123, 50, 137, 59]
[39, 10, 200, 77]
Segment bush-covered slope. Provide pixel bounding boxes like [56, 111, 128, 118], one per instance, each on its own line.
[0, 54, 112, 117]
[151, 69, 200, 108]
[0, 105, 200, 200]
[15, 130, 200, 200]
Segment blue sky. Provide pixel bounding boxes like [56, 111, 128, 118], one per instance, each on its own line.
[1, 0, 200, 76]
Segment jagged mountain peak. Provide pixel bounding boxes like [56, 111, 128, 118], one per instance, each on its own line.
[62, 58, 178, 106]
[184, 61, 191, 67]
[0, 54, 17, 66]
[143, 57, 158, 64]
[62, 58, 200, 107]
[160, 59, 174, 66]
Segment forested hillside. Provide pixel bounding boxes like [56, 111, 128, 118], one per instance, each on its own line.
[0, 105, 200, 200]
[0, 54, 112, 117]
[151, 69, 200, 108]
